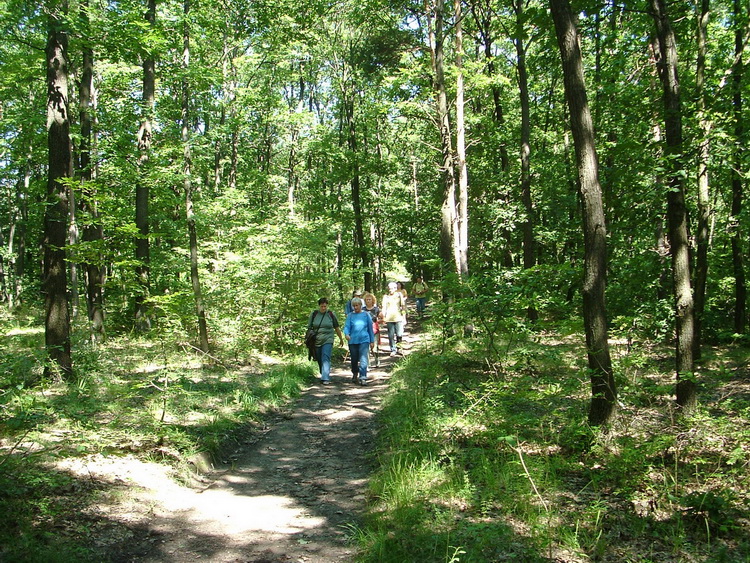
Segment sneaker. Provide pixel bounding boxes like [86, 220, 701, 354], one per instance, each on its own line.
[321, 380, 330, 385]
[389, 351, 397, 357]
[359, 379, 368, 386]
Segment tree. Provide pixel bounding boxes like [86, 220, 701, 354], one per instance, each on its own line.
[428, 0, 460, 281]
[454, 0, 469, 278]
[43, 0, 73, 379]
[181, 0, 209, 353]
[550, 0, 616, 425]
[78, 0, 106, 343]
[730, 0, 746, 335]
[693, 0, 711, 359]
[135, 0, 156, 331]
[651, 0, 696, 412]
[513, 0, 538, 320]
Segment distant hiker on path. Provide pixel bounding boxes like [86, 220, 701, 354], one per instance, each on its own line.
[363, 292, 382, 367]
[344, 289, 363, 316]
[382, 282, 406, 356]
[307, 298, 344, 385]
[413, 276, 428, 317]
[396, 281, 408, 343]
[343, 297, 375, 386]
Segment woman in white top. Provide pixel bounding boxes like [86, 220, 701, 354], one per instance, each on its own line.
[382, 282, 406, 356]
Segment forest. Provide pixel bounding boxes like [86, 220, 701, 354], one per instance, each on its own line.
[1, 0, 749, 560]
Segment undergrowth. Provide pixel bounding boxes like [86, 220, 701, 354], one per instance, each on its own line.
[0, 321, 316, 562]
[357, 326, 750, 562]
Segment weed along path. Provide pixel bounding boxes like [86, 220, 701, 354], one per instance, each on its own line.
[105, 324, 419, 562]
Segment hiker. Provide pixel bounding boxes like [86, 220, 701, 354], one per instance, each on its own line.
[344, 289, 363, 316]
[396, 281, 408, 343]
[363, 292, 382, 367]
[413, 276, 428, 317]
[382, 282, 406, 356]
[307, 298, 344, 385]
[343, 297, 375, 385]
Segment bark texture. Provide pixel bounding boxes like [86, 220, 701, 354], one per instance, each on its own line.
[651, 0, 697, 411]
[44, 4, 73, 379]
[550, 0, 616, 425]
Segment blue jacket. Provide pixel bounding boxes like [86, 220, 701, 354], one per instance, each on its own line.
[344, 311, 375, 345]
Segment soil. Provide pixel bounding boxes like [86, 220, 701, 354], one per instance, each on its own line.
[57, 323, 420, 563]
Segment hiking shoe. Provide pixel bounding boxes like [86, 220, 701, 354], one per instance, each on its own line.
[321, 380, 330, 385]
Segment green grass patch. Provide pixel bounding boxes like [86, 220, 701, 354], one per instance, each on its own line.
[0, 324, 317, 562]
[359, 327, 750, 562]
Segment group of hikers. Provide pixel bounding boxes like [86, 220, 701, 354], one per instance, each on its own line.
[305, 276, 429, 386]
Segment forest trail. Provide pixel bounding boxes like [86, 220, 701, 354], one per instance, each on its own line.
[106, 316, 423, 562]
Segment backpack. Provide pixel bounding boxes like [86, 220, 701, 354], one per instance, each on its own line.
[305, 310, 331, 360]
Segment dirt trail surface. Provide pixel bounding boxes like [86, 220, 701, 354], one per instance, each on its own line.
[58, 324, 419, 563]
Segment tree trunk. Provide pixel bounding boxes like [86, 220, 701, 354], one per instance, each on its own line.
[550, 0, 616, 425]
[79, 0, 105, 343]
[731, 0, 746, 334]
[345, 98, 372, 292]
[11, 136, 31, 309]
[693, 0, 711, 358]
[454, 0, 469, 278]
[135, 0, 156, 331]
[515, 0, 537, 321]
[44, 2, 73, 379]
[651, 0, 697, 411]
[429, 0, 459, 280]
[182, 0, 209, 353]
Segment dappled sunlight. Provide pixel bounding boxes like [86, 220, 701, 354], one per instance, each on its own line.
[54, 454, 327, 536]
[4, 326, 44, 337]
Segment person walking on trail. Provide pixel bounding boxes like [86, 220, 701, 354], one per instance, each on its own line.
[396, 281, 408, 343]
[413, 276, 428, 317]
[363, 292, 381, 367]
[344, 289, 363, 317]
[307, 298, 344, 385]
[382, 282, 406, 356]
[343, 297, 375, 385]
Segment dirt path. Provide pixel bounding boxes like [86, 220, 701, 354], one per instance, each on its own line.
[95, 324, 419, 562]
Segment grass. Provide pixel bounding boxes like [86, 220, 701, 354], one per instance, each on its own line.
[358, 327, 750, 562]
[0, 316, 317, 562]
[3, 310, 749, 562]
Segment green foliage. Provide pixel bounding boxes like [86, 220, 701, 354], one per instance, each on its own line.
[0, 457, 97, 562]
[0, 320, 318, 560]
[360, 324, 750, 561]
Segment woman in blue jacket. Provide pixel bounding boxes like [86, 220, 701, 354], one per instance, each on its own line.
[343, 297, 375, 385]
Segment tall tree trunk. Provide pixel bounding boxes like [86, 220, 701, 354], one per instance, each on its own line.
[182, 0, 209, 353]
[44, 1, 73, 379]
[515, 0, 537, 321]
[0, 227, 6, 304]
[454, 0, 469, 278]
[429, 0, 459, 280]
[550, 0, 616, 425]
[68, 183, 79, 318]
[135, 0, 156, 331]
[79, 0, 105, 343]
[693, 0, 711, 358]
[651, 0, 697, 411]
[345, 98, 372, 291]
[731, 0, 746, 334]
[12, 136, 32, 308]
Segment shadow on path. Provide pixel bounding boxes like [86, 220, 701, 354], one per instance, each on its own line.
[118, 317, 423, 563]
